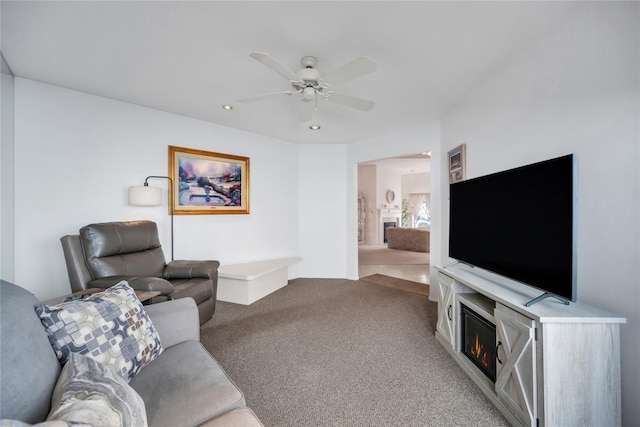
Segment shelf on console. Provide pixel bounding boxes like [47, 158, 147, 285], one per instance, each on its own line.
[457, 292, 496, 324]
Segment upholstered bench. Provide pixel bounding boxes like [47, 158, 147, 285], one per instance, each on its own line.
[217, 257, 301, 305]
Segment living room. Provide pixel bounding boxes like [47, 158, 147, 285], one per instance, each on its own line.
[1, 1, 638, 426]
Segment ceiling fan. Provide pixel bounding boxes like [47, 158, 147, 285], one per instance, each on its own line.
[238, 52, 377, 122]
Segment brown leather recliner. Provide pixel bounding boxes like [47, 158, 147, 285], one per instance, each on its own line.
[60, 220, 219, 325]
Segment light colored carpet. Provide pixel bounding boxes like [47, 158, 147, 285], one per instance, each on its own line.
[202, 278, 509, 427]
[358, 245, 429, 265]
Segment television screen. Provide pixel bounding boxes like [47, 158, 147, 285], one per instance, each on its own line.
[449, 154, 576, 302]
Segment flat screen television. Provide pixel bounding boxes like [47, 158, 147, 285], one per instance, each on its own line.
[449, 154, 577, 305]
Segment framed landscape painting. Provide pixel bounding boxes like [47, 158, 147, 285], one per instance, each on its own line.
[448, 143, 466, 184]
[169, 145, 250, 215]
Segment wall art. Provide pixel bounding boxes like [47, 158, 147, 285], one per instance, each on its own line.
[169, 145, 249, 214]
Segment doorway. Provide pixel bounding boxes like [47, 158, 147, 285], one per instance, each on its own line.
[356, 153, 431, 285]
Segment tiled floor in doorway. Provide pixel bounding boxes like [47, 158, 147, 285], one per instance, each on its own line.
[358, 244, 430, 285]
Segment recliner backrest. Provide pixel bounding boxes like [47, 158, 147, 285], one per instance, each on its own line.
[60, 234, 93, 292]
[80, 221, 166, 279]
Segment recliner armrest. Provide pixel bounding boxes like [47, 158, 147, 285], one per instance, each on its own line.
[163, 260, 220, 280]
[143, 297, 200, 347]
[89, 276, 175, 295]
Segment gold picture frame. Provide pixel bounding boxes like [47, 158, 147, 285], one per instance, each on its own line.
[448, 143, 466, 184]
[169, 145, 250, 215]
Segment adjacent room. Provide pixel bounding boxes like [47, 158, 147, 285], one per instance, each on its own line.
[1, 1, 638, 426]
[357, 155, 431, 292]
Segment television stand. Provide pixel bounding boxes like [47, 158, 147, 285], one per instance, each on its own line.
[435, 264, 625, 427]
[525, 292, 570, 307]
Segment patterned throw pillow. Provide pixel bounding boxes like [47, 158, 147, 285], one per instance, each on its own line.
[36, 281, 163, 381]
[47, 352, 147, 427]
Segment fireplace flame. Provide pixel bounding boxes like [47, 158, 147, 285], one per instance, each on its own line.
[470, 333, 491, 368]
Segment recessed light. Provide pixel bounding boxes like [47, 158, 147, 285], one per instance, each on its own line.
[309, 125, 321, 130]
[222, 105, 233, 110]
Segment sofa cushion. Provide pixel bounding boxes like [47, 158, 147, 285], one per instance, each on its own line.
[36, 281, 163, 381]
[0, 281, 62, 424]
[47, 353, 147, 427]
[129, 341, 245, 427]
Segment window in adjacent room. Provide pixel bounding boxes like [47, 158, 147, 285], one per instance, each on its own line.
[408, 193, 430, 228]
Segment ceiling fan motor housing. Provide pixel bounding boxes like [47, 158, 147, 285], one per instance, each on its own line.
[295, 68, 323, 84]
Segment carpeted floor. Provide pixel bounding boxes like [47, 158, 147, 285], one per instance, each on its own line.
[202, 278, 509, 427]
[358, 245, 430, 265]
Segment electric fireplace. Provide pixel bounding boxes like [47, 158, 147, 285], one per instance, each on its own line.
[461, 304, 496, 383]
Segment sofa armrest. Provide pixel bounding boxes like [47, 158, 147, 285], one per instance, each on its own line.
[143, 297, 200, 348]
[163, 260, 220, 280]
[89, 276, 175, 295]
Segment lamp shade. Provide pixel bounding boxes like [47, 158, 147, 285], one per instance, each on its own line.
[128, 185, 162, 206]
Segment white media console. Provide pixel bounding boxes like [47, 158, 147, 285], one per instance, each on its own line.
[435, 264, 625, 427]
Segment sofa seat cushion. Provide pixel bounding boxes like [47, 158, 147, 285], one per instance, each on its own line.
[129, 341, 244, 427]
[169, 278, 213, 305]
[36, 281, 163, 381]
[47, 353, 147, 427]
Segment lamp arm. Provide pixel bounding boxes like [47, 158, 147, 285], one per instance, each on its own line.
[143, 175, 174, 261]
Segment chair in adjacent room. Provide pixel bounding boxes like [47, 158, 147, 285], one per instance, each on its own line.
[61, 220, 219, 325]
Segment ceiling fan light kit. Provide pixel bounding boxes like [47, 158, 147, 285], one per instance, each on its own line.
[239, 52, 377, 121]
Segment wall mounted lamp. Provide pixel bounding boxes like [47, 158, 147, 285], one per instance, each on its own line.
[128, 175, 174, 260]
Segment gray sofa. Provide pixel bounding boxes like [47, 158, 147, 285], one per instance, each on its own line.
[0, 280, 263, 427]
[387, 227, 430, 253]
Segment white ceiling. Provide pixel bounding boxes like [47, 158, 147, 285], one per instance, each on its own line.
[362, 153, 432, 175]
[1, 1, 576, 146]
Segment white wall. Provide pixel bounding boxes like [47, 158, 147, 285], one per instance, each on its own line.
[376, 164, 402, 211]
[296, 143, 348, 278]
[11, 78, 440, 296]
[13, 78, 300, 300]
[439, 3, 639, 424]
[401, 172, 430, 198]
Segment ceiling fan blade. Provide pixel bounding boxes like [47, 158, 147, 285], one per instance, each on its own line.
[326, 92, 375, 112]
[322, 56, 377, 86]
[249, 52, 300, 82]
[298, 99, 314, 122]
[238, 89, 300, 103]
